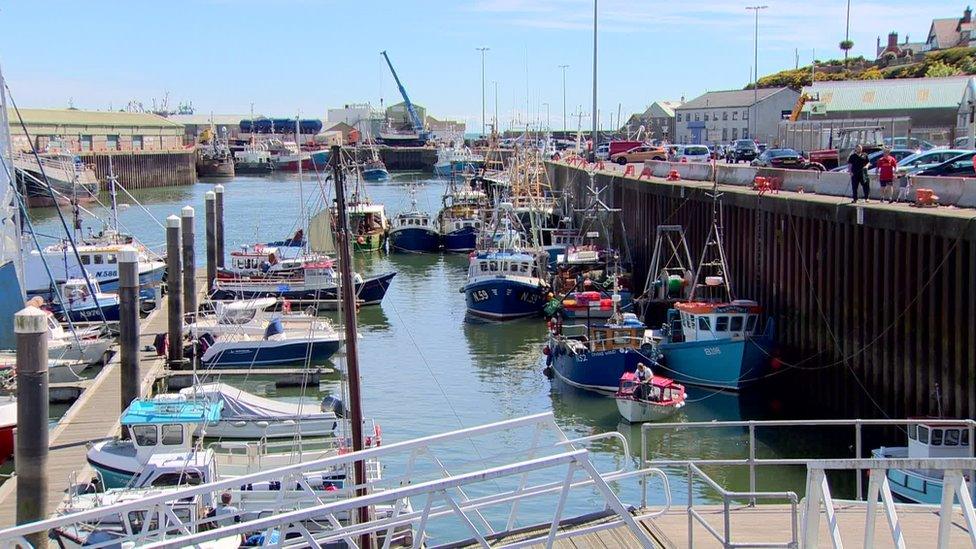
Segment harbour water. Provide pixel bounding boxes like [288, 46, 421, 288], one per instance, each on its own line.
[30, 171, 858, 532]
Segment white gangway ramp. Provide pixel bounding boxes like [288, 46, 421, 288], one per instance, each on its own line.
[0, 412, 670, 548]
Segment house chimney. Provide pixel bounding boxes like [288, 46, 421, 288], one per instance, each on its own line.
[887, 32, 899, 50]
[965, 6, 972, 23]
[876, 36, 881, 55]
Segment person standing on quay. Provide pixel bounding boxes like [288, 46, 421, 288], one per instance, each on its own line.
[876, 147, 898, 203]
[847, 145, 870, 203]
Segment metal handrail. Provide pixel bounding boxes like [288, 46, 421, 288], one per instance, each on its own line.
[642, 418, 976, 501]
[686, 463, 799, 549]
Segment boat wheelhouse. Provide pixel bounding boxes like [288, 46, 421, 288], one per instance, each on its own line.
[873, 421, 976, 505]
[346, 201, 388, 252]
[24, 242, 166, 296]
[463, 250, 548, 320]
[389, 209, 439, 253]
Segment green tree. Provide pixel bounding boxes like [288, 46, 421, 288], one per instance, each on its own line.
[926, 60, 962, 78]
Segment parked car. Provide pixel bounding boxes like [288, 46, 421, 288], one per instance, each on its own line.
[887, 149, 973, 176]
[610, 145, 668, 164]
[885, 137, 935, 151]
[732, 139, 759, 162]
[608, 140, 643, 157]
[672, 145, 711, 163]
[751, 148, 821, 170]
[828, 148, 917, 172]
[594, 143, 610, 161]
[913, 151, 976, 177]
[953, 136, 976, 148]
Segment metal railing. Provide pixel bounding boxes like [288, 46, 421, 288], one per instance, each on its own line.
[0, 412, 668, 549]
[641, 418, 976, 501]
[686, 463, 798, 549]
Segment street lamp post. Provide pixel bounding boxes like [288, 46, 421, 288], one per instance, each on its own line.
[559, 64, 569, 133]
[477, 47, 490, 137]
[492, 81, 498, 134]
[746, 5, 768, 141]
[591, 0, 598, 158]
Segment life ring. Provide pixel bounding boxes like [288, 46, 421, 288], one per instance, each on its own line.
[282, 300, 291, 313]
[356, 236, 366, 245]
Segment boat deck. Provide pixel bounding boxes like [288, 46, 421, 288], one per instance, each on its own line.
[0, 294, 171, 527]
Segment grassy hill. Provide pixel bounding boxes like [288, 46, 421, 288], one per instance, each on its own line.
[747, 47, 976, 90]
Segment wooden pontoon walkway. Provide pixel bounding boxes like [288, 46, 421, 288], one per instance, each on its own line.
[0, 301, 170, 527]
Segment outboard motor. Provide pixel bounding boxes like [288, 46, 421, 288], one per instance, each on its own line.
[321, 395, 345, 418]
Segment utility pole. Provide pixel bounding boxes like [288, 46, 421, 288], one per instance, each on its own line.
[559, 64, 569, 133]
[746, 5, 768, 140]
[493, 81, 498, 133]
[591, 0, 598, 158]
[477, 47, 490, 137]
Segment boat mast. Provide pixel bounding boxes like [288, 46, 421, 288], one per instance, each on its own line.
[108, 155, 119, 234]
[296, 114, 305, 232]
[329, 145, 371, 544]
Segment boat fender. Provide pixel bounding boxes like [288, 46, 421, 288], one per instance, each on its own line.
[639, 343, 654, 357]
[542, 365, 554, 379]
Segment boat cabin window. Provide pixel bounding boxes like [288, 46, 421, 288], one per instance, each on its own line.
[715, 316, 729, 332]
[964, 430, 970, 446]
[220, 308, 257, 325]
[106, 254, 117, 264]
[489, 261, 498, 272]
[520, 263, 529, 274]
[945, 429, 961, 446]
[161, 424, 184, 446]
[132, 425, 157, 446]
[730, 316, 744, 332]
[510, 263, 519, 273]
[152, 471, 203, 487]
[908, 424, 917, 440]
[94, 254, 103, 265]
[932, 429, 943, 446]
[479, 262, 488, 273]
[698, 317, 711, 331]
[81, 255, 91, 265]
[745, 315, 758, 333]
[918, 426, 929, 444]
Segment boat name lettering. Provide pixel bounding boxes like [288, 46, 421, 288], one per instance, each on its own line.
[471, 290, 490, 303]
[703, 347, 722, 356]
[520, 292, 541, 304]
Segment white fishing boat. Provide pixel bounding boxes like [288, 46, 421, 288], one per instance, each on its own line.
[23, 240, 166, 297]
[179, 382, 339, 439]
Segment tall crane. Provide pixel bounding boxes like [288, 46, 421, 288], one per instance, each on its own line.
[380, 51, 429, 141]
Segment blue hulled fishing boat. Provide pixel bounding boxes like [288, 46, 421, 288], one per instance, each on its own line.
[545, 312, 649, 394]
[438, 187, 487, 253]
[389, 187, 439, 253]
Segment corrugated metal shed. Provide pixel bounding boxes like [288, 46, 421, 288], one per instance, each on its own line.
[9, 108, 182, 128]
[800, 76, 973, 113]
[678, 88, 787, 110]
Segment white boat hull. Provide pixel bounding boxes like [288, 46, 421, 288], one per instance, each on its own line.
[615, 397, 683, 423]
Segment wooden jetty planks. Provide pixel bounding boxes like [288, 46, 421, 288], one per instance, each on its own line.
[0, 301, 169, 527]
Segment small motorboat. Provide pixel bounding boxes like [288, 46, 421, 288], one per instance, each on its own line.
[872, 420, 976, 504]
[49, 278, 120, 322]
[614, 372, 686, 423]
[178, 382, 339, 439]
[39, 309, 113, 365]
[195, 318, 343, 368]
[188, 297, 334, 338]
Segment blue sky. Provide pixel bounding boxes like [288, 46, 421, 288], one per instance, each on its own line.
[0, 0, 965, 131]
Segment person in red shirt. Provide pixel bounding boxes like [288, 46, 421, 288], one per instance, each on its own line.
[876, 147, 899, 203]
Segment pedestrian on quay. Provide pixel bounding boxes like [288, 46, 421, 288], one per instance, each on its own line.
[847, 145, 870, 203]
[876, 147, 898, 203]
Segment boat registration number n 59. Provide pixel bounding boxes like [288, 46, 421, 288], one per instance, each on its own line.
[520, 292, 541, 304]
[471, 290, 490, 303]
[704, 347, 722, 356]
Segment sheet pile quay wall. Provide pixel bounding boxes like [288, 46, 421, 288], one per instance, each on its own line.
[548, 159, 976, 419]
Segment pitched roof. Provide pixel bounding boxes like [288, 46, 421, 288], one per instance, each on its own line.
[10, 108, 183, 128]
[677, 88, 788, 110]
[929, 17, 962, 47]
[648, 100, 682, 118]
[800, 76, 972, 113]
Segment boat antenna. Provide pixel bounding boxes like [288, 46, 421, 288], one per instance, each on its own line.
[329, 145, 371, 544]
[296, 113, 305, 231]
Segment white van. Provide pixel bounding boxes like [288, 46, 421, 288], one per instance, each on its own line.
[672, 145, 711, 163]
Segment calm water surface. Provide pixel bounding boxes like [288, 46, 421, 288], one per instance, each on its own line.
[30, 171, 862, 536]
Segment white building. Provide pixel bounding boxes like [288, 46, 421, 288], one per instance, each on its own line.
[674, 88, 799, 146]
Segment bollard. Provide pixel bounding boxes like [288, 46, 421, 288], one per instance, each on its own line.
[119, 246, 141, 411]
[214, 184, 225, 269]
[15, 306, 49, 547]
[205, 191, 216, 293]
[181, 206, 197, 321]
[166, 215, 183, 365]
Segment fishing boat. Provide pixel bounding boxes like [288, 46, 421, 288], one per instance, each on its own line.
[438, 188, 487, 253]
[872, 421, 976, 504]
[268, 139, 331, 172]
[195, 126, 235, 178]
[193, 317, 343, 368]
[23, 241, 166, 297]
[462, 207, 549, 320]
[362, 158, 390, 182]
[212, 260, 396, 306]
[646, 191, 773, 391]
[388, 188, 439, 253]
[345, 190, 388, 253]
[233, 143, 274, 174]
[614, 372, 686, 423]
[433, 142, 484, 177]
[544, 312, 649, 394]
[49, 278, 120, 322]
[178, 383, 339, 439]
[0, 396, 14, 463]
